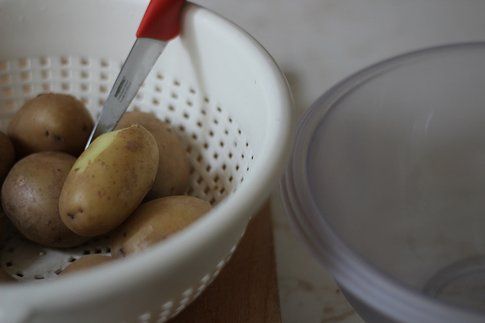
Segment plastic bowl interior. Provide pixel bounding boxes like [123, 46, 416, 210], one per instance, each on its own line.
[283, 42, 485, 323]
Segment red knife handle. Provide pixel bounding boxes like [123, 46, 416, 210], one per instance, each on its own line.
[136, 0, 185, 41]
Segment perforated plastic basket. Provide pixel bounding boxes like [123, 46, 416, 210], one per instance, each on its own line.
[0, 1, 292, 322]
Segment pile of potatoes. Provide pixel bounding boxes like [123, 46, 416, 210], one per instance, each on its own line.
[0, 93, 211, 281]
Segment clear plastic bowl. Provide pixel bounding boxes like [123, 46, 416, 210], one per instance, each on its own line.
[281, 42, 485, 323]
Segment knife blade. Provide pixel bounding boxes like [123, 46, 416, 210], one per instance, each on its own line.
[85, 0, 185, 148]
[85, 38, 165, 148]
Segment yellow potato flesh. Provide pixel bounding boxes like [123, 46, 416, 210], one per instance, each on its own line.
[59, 125, 159, 237]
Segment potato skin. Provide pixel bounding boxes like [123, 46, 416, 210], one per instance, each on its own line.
[60, 255, 112, 276]
[0, 212, 5, 241]
[8, 93, 93, 157]
[0, 131, 15, 185]
[116, 112, 190, 199]
[59, 125, 159, 237]
[0, 269, 14, 282]
[1, 152, 88, 248]
[111, 196, 211, 257]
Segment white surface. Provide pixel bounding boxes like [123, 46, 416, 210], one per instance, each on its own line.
[193, 1, 485, 322]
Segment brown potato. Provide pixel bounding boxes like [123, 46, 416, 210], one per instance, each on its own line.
[59, 125, 159, 237]
[111, 196, 211, 257]
[0, 131, 15, 184]
[60, 255, 113, 276]
[0, 212, 5, 241]
[8, 93, 93, 157]
[0, 269, 14, 282]
[1, 152, 88, 247]
[116, 111, 190, 199]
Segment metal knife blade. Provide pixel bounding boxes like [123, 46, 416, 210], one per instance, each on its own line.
[85, 38, 166, 148]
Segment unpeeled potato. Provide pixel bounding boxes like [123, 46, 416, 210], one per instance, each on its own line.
[0, 131, 15, 185]
[0, 212, 5, 241]
[59, 125, 159, 237]
[60, 255, 113, 276]
[8, 93, 93, 157]
[0, 269, 14, 282]
[111, 196, 211, 257]
[1, 152, 88, 248]
[116, 111, 190, 199]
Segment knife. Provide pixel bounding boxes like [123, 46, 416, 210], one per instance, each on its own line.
[85, 0, 185, 148]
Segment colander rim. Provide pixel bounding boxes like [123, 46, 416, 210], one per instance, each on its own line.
[0, 0, 293, 315]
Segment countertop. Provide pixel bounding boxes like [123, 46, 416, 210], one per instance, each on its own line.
[193, 1, 485, 322]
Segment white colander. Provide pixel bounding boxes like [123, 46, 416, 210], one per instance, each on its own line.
[0, 1, 293, 322]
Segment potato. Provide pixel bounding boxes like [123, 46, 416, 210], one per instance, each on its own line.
[111, 196, 211, 257]
[0, 212, 5, 241]
[0, 269, 14, 282]
[0, 131, 15, 185]
[8, 93, 93, 157]
[59, 125, 159, 237]
[116, 111, 190, 199]
[1, 152, 88, 248]
[60, 255, 112, 276]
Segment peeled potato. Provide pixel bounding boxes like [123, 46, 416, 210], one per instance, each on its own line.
[8, 93, 93, 157]
[60, 255, 113, 276]
[0, 131, 15, 185]
[59, 125, 159, 237]
[116, 111, 190, 199]
[111, 196, 211, 257]
[1, 152, 88, 248]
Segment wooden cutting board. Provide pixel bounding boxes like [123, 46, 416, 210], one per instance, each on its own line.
[172, 202, 281, 323]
